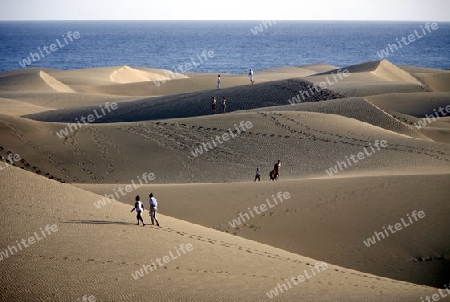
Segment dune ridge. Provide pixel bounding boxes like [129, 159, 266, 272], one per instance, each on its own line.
[371, 60, 422, 83]
[109, 65, 188, 84]
[38, 71, 75, 93]
[0, 166, 441, 301]
[0, 59, 449, 301]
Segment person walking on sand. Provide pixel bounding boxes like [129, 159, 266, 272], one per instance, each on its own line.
[211, 97, 217, 114]
[254, 167, 261, 182]
[131, 195, 145, 226]
[248, 69, 254, 84]
[148, 193, 160, 227]
[222, 97, 227, 114]
[274, 160, 281, 179]
[217, 74, 221, 89]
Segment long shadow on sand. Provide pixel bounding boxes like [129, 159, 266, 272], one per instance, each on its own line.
[64, 220, 134, 225]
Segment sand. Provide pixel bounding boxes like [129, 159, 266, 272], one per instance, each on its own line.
[0, 59, 449, 301]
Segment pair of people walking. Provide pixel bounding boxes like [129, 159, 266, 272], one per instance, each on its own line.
[131, 193, 160, 227]
[255, 160, 281, 181]
[211, 96, 227, 114]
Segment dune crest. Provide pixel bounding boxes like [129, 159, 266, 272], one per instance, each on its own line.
[109, 65, 188, 84]
[39, 71, 75, 93]
[335, 60, 421, 84]
[1, 59, 449, 300]
[371, 60, 421, 83]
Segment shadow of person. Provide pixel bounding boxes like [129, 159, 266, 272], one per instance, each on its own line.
[64, 220, 135, 226]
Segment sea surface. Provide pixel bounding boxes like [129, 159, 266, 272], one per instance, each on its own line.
[0, 21, 449, 73]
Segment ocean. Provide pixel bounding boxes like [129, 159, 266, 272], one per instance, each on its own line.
[0, 21, 449, 73]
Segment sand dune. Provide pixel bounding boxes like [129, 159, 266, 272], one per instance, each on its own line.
[371, 60, 421, 83]
[252, 97, 431, 140]
[78, 174, 450, 288]
[1, 59, 449, 301]
[39, 71, 75, 93]
[109, 65, 188, 84]
[0, 91, 138, 110]
[0, 68, 67, 93]
[326, 60, 420, 84]
[304, 60, 428, 98]
[366, 92, 450, 117]
[3, 110, 449, 185]
[0, 97, 52, 116]
[1, 166, 439, 301]
[413, 72, 450, 92]
[25, 78, 343, 122]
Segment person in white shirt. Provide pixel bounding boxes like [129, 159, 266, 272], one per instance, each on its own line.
[148, 193, 160, 227]
[131, 195, 145, 226]
[217, 74, 221, 89]
[248, 69, 254, 84]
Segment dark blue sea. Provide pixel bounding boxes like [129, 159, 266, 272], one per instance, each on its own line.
[0, 21, 449, 73]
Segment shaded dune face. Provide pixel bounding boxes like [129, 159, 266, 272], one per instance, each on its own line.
[0, 60, 449, 300]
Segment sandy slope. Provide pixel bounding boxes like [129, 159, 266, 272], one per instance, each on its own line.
[78, 174, 450, 288]
[1, 59, 449, 301]
[2, 111, 449, 184]
[0, 68, 65, 93]
[0, 167, 438, 301]
[0, 92, 139, 110]
[306, 60, 429, 98]
[251, 97, 432, 140]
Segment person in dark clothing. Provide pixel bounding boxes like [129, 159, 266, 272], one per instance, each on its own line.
[274, 160, 281, 179]
[254, 167, 261, 182]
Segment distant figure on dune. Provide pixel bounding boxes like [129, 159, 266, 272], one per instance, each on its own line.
[274, 160, 281, 179]
[131, 195, 145, 226]
[217, 74, 221, 89]
[222, 97, 227, 113]
[211, 97, 217, 114]
[269, 170, 276, 181]
[148, 193, 160, 227]
[254, 167, 261, 182]
[248, 69, 254, 84]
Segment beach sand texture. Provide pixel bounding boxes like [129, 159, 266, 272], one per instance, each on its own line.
[1, 60, 449, 301]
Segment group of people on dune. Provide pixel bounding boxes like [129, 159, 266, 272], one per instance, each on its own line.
[130, 161, 281, 226]
[212, 69, 254, 114]
[217, 69, 254, 89]
[131, 192, 160, 227]
[255, 160, 281, 182]
[211, 96, 227, 114]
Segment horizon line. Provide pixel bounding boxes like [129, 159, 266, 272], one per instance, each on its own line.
[1, 19, 450, 22]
